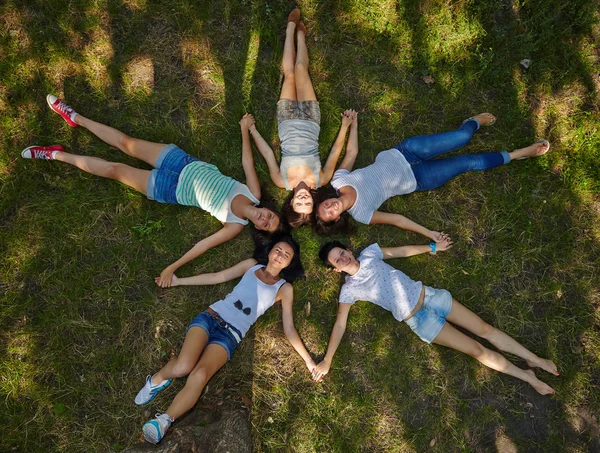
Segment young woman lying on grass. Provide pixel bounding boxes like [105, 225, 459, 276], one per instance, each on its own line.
[247, 8, 355, 228]
[136, 234, 315, 444]
[314, 112, 551, 238]
[22, 96, 284, 286]
[313, 240, 559, 395]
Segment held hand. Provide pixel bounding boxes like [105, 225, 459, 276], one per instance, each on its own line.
[156, 266, 176, 288]
[435, 236, 453, 252]
[305, 359, 317, 374]
[429, 231, 451, 243]
[312, 360, 331, 382]
[239, 113, 256, 130]
[350, 109, 358, 125]
[341, 109, 354, 127]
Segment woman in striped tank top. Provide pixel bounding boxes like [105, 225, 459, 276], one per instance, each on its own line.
[134, 235, 316, 444]
[22, 96, 285, 288]
[313, 112, 551, 239]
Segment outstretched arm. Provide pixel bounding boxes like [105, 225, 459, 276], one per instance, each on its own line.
[156, 222, 245, 288]
[279, 284, 317, 374]
[240, 114, 262, 199]
[370, 211, 451, 243]
[381, 237, 453, 259]
[312, 302, 352, 382]
[247, 122, 285, 189]
[159, 258, 257, 287]
[320, 110, 354, 184]
[336, 110, 359, 172]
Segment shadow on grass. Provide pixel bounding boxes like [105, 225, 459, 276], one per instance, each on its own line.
[1, 0, 599, 452]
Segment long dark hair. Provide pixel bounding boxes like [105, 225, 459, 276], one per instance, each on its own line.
[250, 192, 290, 243]
[312, 186, 354, 236]
[252, 232, 304, 283]
[281, 188, 318, 229]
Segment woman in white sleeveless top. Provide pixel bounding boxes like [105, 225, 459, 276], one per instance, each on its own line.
[134, 235, 315, 445]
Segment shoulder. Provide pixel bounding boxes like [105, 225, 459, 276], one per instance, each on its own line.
[360, 243, 383, 259]
[277, 282, 294, 300]
[332, 169, 350, 182]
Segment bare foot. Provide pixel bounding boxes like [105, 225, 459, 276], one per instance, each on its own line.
[524, 370, 555, 395]
[527, 357, 559, 376]
[510, 140, 550, 160]
[297, 21, 306, 35]
[288, 8, 300, 25]
[471, 112, 496, 126]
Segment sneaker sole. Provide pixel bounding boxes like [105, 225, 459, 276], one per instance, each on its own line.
[135, 379, 172, 406]
[142, 422, 161, 444]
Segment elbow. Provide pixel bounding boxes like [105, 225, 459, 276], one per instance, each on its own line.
[283, 323, 297, 339]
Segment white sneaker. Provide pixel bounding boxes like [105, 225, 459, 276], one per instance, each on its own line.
[142, 413, 172, 444]
[134, 375, 172, 406]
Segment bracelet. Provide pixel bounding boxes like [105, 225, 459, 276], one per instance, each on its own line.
[429, 242, 436, 254]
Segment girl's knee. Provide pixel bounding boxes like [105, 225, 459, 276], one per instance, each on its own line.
[478, 322, 495, 340]
[119, 134, 134, 151]
[188, 367, 209, 387]
[468, 342, 486, 359]
[171, 359, 195, 378]
[104, 162, 122, 179]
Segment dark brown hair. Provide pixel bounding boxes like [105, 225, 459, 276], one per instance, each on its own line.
[312, 186, 355, 236]
[281, 189, 318, 229]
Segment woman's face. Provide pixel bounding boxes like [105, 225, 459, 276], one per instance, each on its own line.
[317, 198, 343, 222]
[252, 208, 280, 232]
[291, 187, 314, 214]
[327, 247, 356, 273]
[268, 241, 294, 269]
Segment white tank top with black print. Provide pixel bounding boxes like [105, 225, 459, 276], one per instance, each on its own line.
[209, 264, 286, 338]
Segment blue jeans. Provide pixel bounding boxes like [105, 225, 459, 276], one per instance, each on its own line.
[395, 119, 511, 191]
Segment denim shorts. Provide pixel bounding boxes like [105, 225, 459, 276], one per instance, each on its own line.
[405, 286, 453, 343]
[187, 310, 241, 361]
[147, 144, 198, 204]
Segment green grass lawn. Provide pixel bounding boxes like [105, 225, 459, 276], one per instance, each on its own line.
[1, 0, 599, 451]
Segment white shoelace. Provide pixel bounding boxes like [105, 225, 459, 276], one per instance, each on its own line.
[34, 148, 53, 159]
[56, 101, 73, 115]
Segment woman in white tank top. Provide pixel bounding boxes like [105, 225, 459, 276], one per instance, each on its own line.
[134, 235, 316, 445]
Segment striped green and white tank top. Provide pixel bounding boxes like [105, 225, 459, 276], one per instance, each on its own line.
[175, 161, 259, 224]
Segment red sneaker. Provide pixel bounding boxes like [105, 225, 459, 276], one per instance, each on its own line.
[46, 94, 78, 127]
[21, 145, 65, 160]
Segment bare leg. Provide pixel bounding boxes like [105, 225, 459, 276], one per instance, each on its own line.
[433, 323, 555, 395]
[165, 344, 229, 420]
[446, 299, 559, 376]
[280, 22, 298, 101]
[153, 327, 209, 384]
[54, 152, 150, 194]
[74, 114, 166, 167]
[295, 24, 317, 102]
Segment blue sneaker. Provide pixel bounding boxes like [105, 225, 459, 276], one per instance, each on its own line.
[142, 413, 172, 444]
[134, 375, 172, 406]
